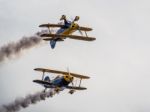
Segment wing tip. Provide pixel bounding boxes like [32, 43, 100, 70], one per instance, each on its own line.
[39, 24, 46, 27]
[39, 23, 50, 27]
[83, 76, 90, 79]
[88, 37, 96, 40]
[34, 68, 42, 71]
[89, 28, 93, 31]
[39, 25, 42, 27]
[93, 38, 96, 40]
[34, 68, 37, 71]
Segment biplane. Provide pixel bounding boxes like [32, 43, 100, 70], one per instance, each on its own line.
[39, 15, 96, 49]
[33, 67, 90, 94]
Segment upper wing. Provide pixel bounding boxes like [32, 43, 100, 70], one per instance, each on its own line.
[34, 68, 90, 79]
[39, 23, 64, 28]
[41, 34, 96, 41]
[66, 86, 87, 90]
[79, 27, 93, 31]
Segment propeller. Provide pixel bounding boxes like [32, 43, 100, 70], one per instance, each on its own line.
[67, 67, 70, 76]
[71, 16, 83, 35]
[67, 67, 74, 86]
[67, 67, 76, 94]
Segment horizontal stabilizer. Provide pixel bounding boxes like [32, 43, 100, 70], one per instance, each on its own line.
[33, 80, 52, 85]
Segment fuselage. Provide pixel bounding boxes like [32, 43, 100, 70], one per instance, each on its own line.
[57, 21, 79, 36]
[50, 21, 79, 49]
[46, 75, 73, 88]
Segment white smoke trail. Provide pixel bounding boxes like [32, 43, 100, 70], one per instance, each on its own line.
[0, 31, 45, 62]
[0, 89, 59, 112]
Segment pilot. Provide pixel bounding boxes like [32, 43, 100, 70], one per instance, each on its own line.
[60, 15, 71, 28]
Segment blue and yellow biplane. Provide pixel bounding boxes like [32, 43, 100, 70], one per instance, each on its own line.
[33, 67, 90, 94]
[39, 15, 96, 49]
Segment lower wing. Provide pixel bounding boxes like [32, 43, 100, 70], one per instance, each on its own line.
[33, 80, 87, 90]
[41, 34, 96, 41]
[66, 86, 87, 90]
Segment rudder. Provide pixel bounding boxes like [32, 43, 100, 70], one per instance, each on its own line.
[50, 40, 57, 49]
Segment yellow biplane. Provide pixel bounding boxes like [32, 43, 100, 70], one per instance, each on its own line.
[33, 67, 90, 94]
[39, 15, 96, 49]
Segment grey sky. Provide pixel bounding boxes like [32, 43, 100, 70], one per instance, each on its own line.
[1, 0, 150, 112]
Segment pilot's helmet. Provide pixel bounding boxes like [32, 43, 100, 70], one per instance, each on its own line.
[60, 15, 66, 20]
[74, 16, 80, 21]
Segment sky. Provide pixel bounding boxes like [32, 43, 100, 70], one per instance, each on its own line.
[0, 0, 150, 112]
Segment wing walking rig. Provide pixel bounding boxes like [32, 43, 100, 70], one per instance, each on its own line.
[39, 15, 96, 49]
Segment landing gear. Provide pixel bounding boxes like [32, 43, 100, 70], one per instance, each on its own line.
[68, 89, 75, 94]
[43, 88, 47, 93]
[55, 87, 61, 93]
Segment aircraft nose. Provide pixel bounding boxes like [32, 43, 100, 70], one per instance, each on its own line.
[71, 76, 74, 81]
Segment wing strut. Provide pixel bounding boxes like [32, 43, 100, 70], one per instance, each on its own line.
[85, 31, 88, 37]
[48, 27, 51, 34]
[79, 78, 82, 87]
[42, 71, 45, 80]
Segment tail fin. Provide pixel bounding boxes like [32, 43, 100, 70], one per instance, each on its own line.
[60, 15, 66, 20]
[50, 40, 57, 49]
[44, 76, 50, 82]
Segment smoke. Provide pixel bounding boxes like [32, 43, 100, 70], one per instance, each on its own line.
[0, 31, 44, 62]
[0, 89, 59, 112]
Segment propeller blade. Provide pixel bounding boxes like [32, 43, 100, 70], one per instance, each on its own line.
[78, 28, 83, 35]
[67, 67, 70, 76]
[71, 18, 74, 22]
[71, 81, 74, 86]
[67, 67, 74, 86]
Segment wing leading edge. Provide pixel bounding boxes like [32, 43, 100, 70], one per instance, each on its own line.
[41, 34, 96, 41]
[34, 68, 90, 79]
[39, 24, 64, 28]
[33, 80, 87, 90]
